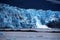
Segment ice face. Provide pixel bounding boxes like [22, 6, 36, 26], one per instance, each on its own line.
[0, 4, 60, 29]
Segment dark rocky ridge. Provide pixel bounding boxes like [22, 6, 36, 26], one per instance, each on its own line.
[46, 19, 60, 29]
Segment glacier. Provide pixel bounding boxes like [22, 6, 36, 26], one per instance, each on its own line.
[0, 4, 60, 29]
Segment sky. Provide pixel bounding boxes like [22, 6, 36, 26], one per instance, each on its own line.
[46, 0, 60, 4]
[0, 0, 60, 11]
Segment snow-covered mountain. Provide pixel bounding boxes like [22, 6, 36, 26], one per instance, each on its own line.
[0, 4, 60, 29]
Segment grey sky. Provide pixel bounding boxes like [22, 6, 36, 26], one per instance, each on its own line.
[46, 0, 60, 4]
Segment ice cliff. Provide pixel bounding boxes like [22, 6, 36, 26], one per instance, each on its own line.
[0, 4, 60, 29]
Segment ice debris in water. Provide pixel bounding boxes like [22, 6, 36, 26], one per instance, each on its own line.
[0, 4, 60, 29]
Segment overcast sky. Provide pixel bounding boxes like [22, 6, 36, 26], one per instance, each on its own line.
[46, 0, 60, 4]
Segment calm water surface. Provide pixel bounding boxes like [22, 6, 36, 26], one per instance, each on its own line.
[0, 29, 60, 40]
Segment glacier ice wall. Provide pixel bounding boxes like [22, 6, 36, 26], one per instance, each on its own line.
[0, 4, 60, 29]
